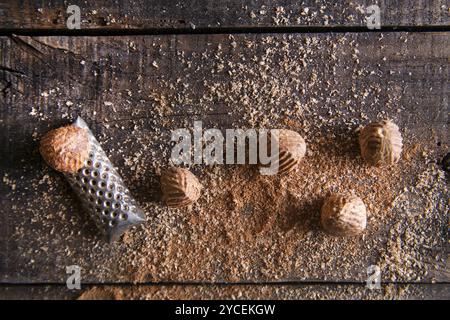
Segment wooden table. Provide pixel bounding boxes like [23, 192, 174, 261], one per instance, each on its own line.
[0, 0, 449, 299]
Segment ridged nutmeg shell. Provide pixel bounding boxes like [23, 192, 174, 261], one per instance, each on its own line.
[274, 129, 306, 174]
[40, 125, 90, 174]
[160, 167, 202, 208]
[359, 120, 403, 166]
[321, 193, 367, 236]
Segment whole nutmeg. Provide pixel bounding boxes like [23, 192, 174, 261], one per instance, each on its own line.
[261, 129, 306, 175]
[359, 120, 403, 166]
[321, 193, 367, 236]
[40, 125, 90, 174]
[160, 167, 202, 208]
[277, 129, 306, 174]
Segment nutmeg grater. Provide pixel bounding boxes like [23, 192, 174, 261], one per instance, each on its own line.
[64, 117, 146, 242]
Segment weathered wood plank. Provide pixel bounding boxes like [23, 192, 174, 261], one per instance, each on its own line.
[0, 283, 449, 300]
[0, 32, 448, 284]
[0, 0, 448, 30]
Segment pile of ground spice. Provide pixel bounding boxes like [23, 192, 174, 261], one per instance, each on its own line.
[117, 128, 446, 283]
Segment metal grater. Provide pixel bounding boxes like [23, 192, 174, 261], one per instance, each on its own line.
[64, 117, 146, 243]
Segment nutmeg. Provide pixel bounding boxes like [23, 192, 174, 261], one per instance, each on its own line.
[160, 167, 202, 208]
[261, 129, 306, 175]
[359, 120, 403, 166]
[277, 129, 306, 174]
[40, 125, 90, 174]
[321, 193, 367, 236]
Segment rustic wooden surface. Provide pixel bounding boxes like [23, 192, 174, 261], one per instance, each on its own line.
[0, 1, 449, 300]
[0, 0, 448, 30]
[1, 32, 448, 285]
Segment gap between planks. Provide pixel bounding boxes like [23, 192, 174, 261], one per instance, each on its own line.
[0, 25, 450, 37]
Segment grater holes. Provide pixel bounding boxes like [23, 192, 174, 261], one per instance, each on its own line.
[65, 139, 145, 232]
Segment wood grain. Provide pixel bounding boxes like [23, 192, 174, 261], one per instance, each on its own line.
[0, 0, 448, 30]
[0, 32, 448, 284]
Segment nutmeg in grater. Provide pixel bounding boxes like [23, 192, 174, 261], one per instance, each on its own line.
[40, 117, 146, 242]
